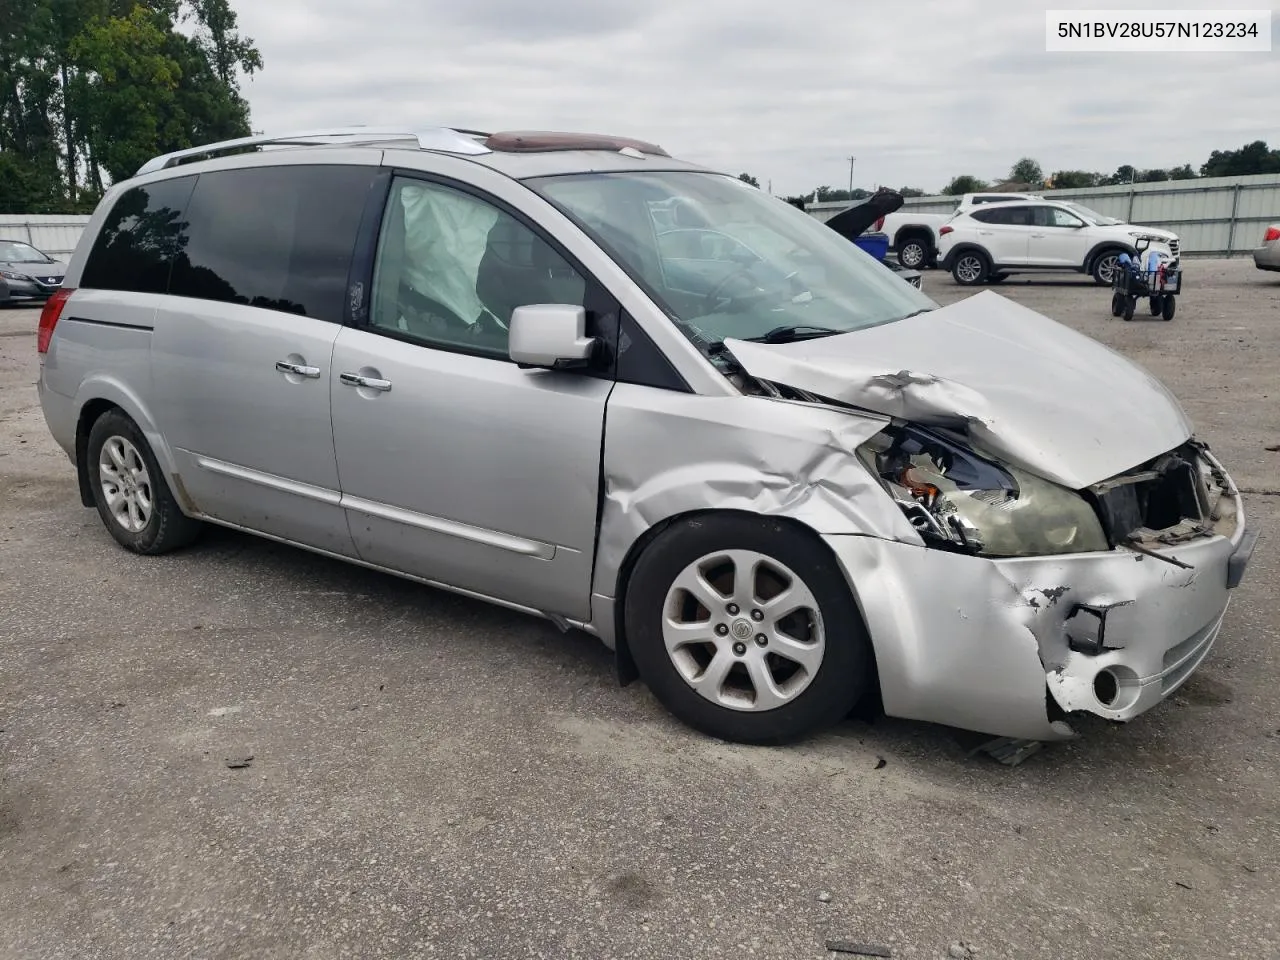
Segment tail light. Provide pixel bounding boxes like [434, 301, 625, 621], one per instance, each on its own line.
[1265, 226, 1280, 242]
[939, 226, 954, 236]
[873, 217, 885, 232]
[37, 288, 74, 354]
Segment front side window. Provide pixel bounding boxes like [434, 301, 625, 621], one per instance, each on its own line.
[527, 171, 935, 352]
[1064, 202, 1122, 226]
[168, 164, 377, 322]
[1037, 206, 1085, 229]
[79, 177, 197, 293]
[368, 177, 589, 359]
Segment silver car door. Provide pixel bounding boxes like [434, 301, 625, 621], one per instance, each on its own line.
[150, 158, 381, 556]
[330, 174, 617, 620]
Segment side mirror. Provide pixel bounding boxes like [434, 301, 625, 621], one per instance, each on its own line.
[508, 304, 598, 370]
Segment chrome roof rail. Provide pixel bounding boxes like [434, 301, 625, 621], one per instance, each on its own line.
[135, 127, 492, 177]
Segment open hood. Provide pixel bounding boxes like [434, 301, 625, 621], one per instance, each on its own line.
[724, 291, 1193, 489]
[823, 189, 905, 241]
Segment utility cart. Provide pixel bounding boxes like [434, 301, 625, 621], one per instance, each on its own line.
[1110, 241, 1181, 322]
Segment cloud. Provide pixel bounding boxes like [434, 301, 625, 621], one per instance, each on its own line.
[235, 0, 1280, 195]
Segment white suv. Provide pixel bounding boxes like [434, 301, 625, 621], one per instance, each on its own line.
[937, 199, 1179, 286]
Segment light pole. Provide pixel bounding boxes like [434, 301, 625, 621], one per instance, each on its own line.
[848, 156, 856, 197]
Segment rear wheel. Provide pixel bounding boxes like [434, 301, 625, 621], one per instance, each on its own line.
[1149, 296, 1163, 316]
[896, 236, 929, 269]
[1162, 295, 1176, 321]
[1122, 296, 1136, 322]
[1111, 292, 1125, 317]
[951, 251, 989, 286]
[624, 515, 873, 745]
[86, 410, 202, 554]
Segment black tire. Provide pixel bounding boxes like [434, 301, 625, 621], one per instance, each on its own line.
[1162, 295, 1176, 321]
[986, 273, 1010, 284]
[86, 409, 202, 554]
[896, 236, 929, 269]
[1092, 250, 1122, 285]
[951, 251, 990, 286]
[1110, 292, 1125, 317]
[1149, 296, 1163, 316]
[1122, 296, 1136, 322]
[624, 514, 873, 745]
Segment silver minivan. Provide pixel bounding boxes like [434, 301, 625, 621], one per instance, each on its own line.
[37, 127, 1257, 746]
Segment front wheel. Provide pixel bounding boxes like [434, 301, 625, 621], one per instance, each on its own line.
[1092, 251, 1122, 285]
[951, 252, 990, 286]
[1122, 296, 1136, 322]
[624, 515, 873, 745]
[87, 409, 203, 554]
[1162, 295, 1176, 321]
[1111, 292, 1125, 317]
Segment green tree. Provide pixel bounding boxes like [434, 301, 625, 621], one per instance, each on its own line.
[1200, 141, 1280, 177]
[185, 0, 261, 88]
[1048, 170, 1100, 189]
[738, 173, 759, 187]
[898, 186, 926, 197]
[1137, 168, 1169, 183]
[1008, 157, 1043, 186]
[942, 175, 990, 195]
[1168, 163, 1197, 180]
[0, 0, 261, 209]
[70, 5, 183, 183]
[1099, 164, 1136, 186]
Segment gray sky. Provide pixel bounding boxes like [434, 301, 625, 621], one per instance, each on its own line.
[235, 0, 1279, 196]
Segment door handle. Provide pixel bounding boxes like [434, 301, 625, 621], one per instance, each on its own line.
[340, 372, 392, 392]
[275, 360, 321, 378]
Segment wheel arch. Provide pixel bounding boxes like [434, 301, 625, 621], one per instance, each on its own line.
[944, 242, 993, 269]
[71, 379, 191, 514]
[1084, 240, 1136, 272]
[893, 225, 935, 250]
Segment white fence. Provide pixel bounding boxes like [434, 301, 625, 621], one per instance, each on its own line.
[0, 214, 91, 260]
[8, 172, 1280, 261]
[806, 173, 1280, 257]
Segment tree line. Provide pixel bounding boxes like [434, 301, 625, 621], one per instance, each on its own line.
[0, 0, 260, 214]
[744, 140, 1280, 206]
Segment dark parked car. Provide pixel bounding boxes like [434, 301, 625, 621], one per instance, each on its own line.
[1, 240, 66, 303]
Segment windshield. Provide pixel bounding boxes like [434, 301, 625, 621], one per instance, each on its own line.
[0, 241, 52, 263]
[1064, 203, 1123, 226]
[527, 171, 936, 352]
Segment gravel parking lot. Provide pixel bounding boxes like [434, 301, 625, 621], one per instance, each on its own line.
[2, 260, 1278, 960]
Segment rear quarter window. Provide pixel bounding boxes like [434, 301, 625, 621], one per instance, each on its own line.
[168, 164, 378, 323]
[79, 177, 198, 293]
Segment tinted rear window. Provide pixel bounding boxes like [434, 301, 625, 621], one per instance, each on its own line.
[80, 177, 197, 293]
[971, 205, 1033, 225]
[168, 165, 377, 323]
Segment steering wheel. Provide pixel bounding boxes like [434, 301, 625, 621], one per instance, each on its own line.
[703, 266, 774, 313]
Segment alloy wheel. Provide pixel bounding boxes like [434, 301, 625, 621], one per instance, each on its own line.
[661, 549, 826, 712]
[98, 435, 154, 533]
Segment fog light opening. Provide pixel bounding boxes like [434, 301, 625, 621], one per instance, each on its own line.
[1093, 668, 1120, 708]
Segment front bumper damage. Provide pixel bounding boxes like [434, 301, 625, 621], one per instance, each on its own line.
[823, 458, 1254, 742]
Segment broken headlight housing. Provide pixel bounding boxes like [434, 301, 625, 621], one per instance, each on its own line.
[857, 425, 1109, 558]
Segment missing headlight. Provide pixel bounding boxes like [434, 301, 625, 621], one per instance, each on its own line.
[858, 425, 1110, 558]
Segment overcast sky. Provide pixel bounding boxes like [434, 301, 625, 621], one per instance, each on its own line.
[234, 0, 1278, 196]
